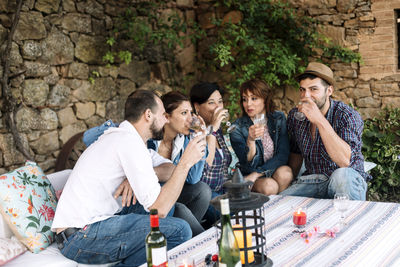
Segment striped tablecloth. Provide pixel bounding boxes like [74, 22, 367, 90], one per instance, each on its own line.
[143, 195, 400, 266]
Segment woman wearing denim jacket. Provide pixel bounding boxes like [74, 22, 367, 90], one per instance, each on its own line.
[229, 79, 293, 195]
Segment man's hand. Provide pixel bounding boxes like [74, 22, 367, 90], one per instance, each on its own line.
[114, 178, 136, 207]
[298, 97, 324, 123]
[181, 134, 207, 167]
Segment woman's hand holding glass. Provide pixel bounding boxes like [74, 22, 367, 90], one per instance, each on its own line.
[250, 113, 265, 141]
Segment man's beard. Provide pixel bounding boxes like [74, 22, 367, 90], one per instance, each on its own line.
[150, 120, 164, 140]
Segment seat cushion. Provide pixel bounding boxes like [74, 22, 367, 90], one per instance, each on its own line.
[0, 161, 57, 253]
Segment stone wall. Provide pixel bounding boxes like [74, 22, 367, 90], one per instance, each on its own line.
[0, 0, 194, 173]
[0, 0, 399, 173]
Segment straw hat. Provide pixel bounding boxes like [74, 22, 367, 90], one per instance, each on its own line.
[296, 62, 335, 86]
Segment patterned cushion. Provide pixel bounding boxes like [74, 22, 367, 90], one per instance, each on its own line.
[0, 236, 27, 265]
[223, 134, 239, 177]
[0, 161, 57, 253]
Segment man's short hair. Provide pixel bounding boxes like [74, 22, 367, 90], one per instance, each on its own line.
[124, 90, 158, 122]
[297, 73, 330, 88]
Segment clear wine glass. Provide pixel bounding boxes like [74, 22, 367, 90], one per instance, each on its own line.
[252, 113, 265, 141]
[333, 193, 349, 229]
[221, 111, 237, 133]
[189, 115, 211, 138]
[294, 101, 306, 121]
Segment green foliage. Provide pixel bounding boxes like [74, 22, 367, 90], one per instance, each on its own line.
[362, 107, 400, 202]
[210, 0, 362, 117]
[103, 1, 205, 74]
[88, 70, 100, 85]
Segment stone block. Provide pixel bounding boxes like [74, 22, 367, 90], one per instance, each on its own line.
[59, 121, 87, 145]
[372, 81, 400, 96]
[16, 107, 42, 132]
[285, 85, 300, 104]
[67, 62, 89, 79]
[14, 12, 46, 41]
[335, 69, 357, 79]
[198, 12, 215, 29]
[30, 131, 59, 155]
[23, 79, 49, 107]
[47, 84, 71, 108]
[344, 85, 372, 99]
[75, 102, 96, 120]
[0, 24, 7, 46]
[96, 102, 106, 118]
[336, 79, 356, 89]
[72, 78, 114, 102]
[57, 107, 77, 127]
[22, 40, 42, 60]
[40, 28, 74, 65]
[119, 61, 151, 86]
[106, 98, 125, 123]
[222, 11, 243, 25]
[98, 66, 118, 78]
[0, 134, 28, 167]
[117, 79, 136, 97]
[382, 97, 400, 108]
[9, 42, 23, 67]
[177, 0, 193, 7]
[337, 0, 357, 13]
[24, 61, 51, 77]
[62, 0, 76, 12]
[35, 0, 60, 14]
[176, 44, 196, 74]
[355, 96, 381, 108]
[40, 108, 58, 130]
[79, 0, 104, 19]
[75, 35, 107, 64]
[61, 13, 92, 33]
[357, 108, 381, 120]
[85, 115, 105, 129]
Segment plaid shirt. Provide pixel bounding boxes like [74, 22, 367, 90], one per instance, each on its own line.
[287, 99, 371, 181]
[201, 129, 232, 194]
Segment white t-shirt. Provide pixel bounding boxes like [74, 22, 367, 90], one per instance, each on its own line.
[52, 121, 167, 230]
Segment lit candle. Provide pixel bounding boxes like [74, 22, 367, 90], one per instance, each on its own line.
[293, 208, 307, 227]
[233, 225, 255, 264]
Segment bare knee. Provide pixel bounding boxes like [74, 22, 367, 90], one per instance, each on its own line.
[253, 178, 279, 196]
[273, 166, 293, 193]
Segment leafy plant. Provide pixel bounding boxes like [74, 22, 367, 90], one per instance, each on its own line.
[209, 0, 363, 117]
[103, 1, 205, 85]
[362, 107, 400, 202]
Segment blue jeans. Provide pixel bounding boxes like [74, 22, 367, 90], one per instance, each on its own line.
[59, 206, 192, 266]
[280, 168, 367, 200]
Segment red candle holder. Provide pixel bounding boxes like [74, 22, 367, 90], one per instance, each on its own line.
[293, 208, 307, 228]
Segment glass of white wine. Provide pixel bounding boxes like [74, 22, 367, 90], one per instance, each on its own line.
[221, 111, 237, 133]
[294, 101, 306, 121]
[252, 113, 265, 141]
[333, 193, 350, 229]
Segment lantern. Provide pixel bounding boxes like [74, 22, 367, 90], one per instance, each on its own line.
[211, 169, 273, 266]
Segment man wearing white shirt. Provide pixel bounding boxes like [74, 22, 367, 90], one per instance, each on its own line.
[52, 90, 206, 266]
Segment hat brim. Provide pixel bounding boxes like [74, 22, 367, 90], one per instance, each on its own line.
[295, 70, 335, 86]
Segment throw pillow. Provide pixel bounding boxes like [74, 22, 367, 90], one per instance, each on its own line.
[0, 161, 57, 253]
[0, 236, 27, 265]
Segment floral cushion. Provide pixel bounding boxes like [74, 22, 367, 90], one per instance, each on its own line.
[0, 161, 57, 253]
[0, 236, 27, 265]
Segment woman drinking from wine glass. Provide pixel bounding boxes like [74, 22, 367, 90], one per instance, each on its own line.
[190, 82, 233, 227]
[229, 79, 293, 195]
[147, 91, 212, 235]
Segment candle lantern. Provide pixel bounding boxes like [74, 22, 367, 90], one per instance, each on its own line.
[211, 168, 273, 266]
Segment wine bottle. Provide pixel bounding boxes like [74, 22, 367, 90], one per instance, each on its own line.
[219, 199, 242, 267]
[146, 209, 168, 267]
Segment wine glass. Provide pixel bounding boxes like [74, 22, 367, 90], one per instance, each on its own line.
[252, 113, 265, 141]
[333, 193, 349, 229]
[221, 111, 237, 133]
[294, 101, 306, 121]
[189, 115, 206, 138]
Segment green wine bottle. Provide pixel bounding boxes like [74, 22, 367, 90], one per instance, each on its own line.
[219, 199, 242, 267]
[146, 209, 168, 267]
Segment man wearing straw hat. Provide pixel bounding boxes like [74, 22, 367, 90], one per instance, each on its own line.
[281, 62, 371, 200]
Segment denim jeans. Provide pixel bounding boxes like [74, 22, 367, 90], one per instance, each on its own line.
[176, 182, 211, 236]
[280, 167, 367, 200]
[59, 207, 191, 266]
